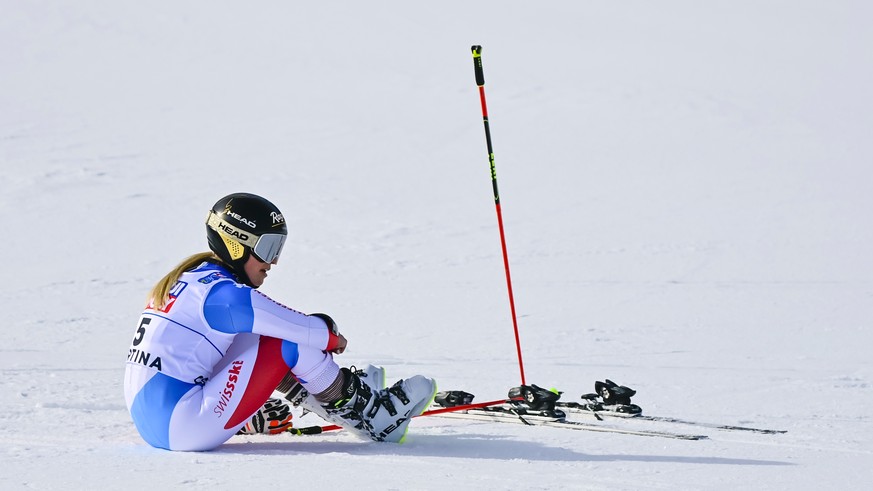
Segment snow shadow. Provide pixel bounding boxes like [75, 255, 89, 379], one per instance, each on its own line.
[217, 434, 792, 466]
[581, 454, 793, 466]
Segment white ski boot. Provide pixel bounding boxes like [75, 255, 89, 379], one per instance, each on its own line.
[278, 364, 433, 442]
[312, 367, 435, 442]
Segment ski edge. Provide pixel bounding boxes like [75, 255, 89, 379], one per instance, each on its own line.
[558, 402, 787, 435]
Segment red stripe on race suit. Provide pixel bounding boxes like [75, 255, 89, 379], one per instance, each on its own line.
[224, 336, 288, 430]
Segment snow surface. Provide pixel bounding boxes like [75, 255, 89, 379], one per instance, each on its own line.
[2, 1, 872, 489]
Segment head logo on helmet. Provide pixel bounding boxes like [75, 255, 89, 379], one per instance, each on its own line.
[215, 221, 250, 242]
[206, 193, 288, 288]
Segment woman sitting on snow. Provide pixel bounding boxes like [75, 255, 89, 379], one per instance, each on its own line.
[124, 192, 436, 451]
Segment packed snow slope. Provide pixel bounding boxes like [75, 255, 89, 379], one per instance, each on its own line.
[1, 1, 871, 489]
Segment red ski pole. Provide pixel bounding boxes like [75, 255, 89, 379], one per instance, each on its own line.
[286, 397, 519, 435]
[471, 45, 526, 386]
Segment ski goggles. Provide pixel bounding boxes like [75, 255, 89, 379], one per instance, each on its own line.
[207, 212, 287, 263]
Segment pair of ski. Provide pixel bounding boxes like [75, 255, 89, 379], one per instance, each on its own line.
[434, 399, 787, 440]
[284, 398, 781, 441]
[432, 386, 785, 439]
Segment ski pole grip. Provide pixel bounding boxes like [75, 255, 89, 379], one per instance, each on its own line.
[471, 45, 485, 86]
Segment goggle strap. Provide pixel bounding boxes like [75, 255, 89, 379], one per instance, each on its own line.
[206, 211, 260, 249]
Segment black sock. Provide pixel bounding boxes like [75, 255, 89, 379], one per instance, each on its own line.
[314, 369, 349, 404]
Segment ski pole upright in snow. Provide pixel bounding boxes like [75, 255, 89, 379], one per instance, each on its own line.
[471, 45, 526, 386]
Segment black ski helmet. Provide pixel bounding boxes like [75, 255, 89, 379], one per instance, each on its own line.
[206, 193, 288, 287]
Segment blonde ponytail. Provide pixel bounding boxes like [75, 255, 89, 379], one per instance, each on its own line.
[147, 252, 218, 310]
